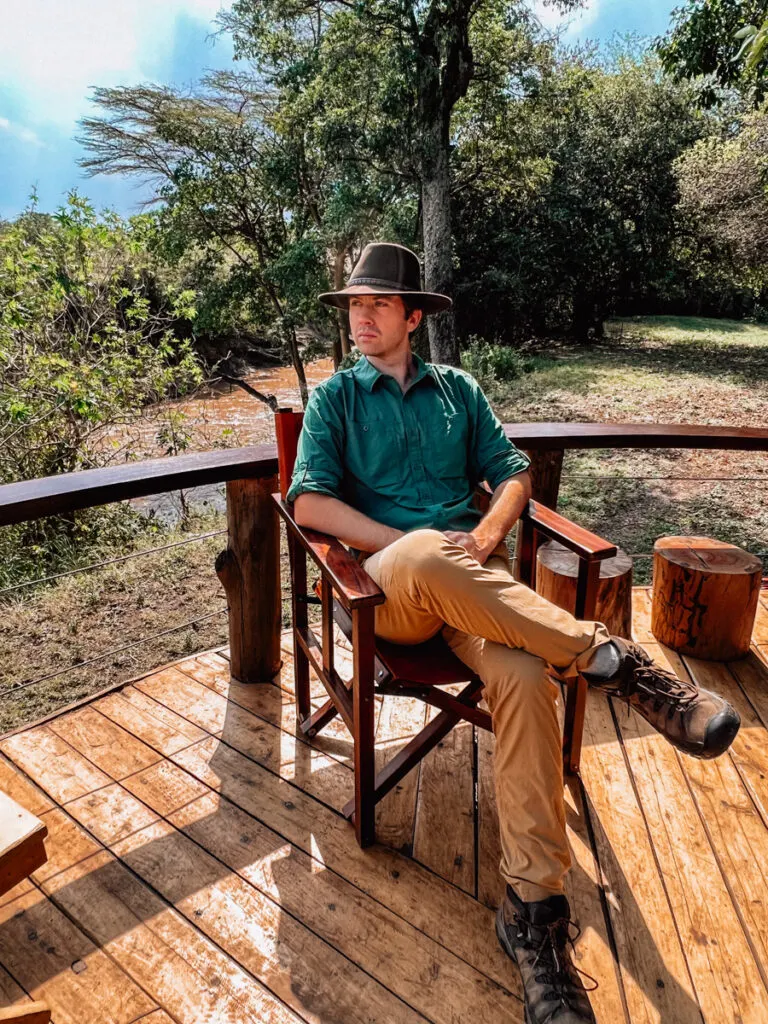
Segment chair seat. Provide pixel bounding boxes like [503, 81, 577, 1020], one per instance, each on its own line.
[374, 632, 477, 687]
[312, 577, 476, 687]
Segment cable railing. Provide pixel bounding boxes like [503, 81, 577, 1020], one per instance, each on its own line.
[1, 425, 766, 718]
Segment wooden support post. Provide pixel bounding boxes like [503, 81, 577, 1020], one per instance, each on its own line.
[216, 474, 282, 684]
[525, 448, 564, 509]
[515, 448, 564, 581]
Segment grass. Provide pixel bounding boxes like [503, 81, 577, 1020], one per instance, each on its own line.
[2, 314, 766, 733]
[490, 316, 768, 586]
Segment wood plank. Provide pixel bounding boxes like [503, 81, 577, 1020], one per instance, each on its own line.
[40, 842, 300, 1024]
[122, 761, 209, 818]
[561, 779, 629, 1023]
[132, 1013, 175, 1024]
[631, 587, 654, 643]
[168, 788, 523, 1024]
[412, 711, 475, 895]
[94, 690, 205, 756]
[170, 736, 518, 995]
[47, 707, 161, 781]
[109, 819, 429, 1024]
[1, 729, 110, 805]
[46, 699, 523, 1020]
[578, 689, 701, 1023]
[176, 651, 371, 763]
[32, 808, 102, 886]
[0, 755, 53, 818]
[134, 668, 355, 813]
[684, 655, 768, 831]
[64, 785, 160, 846]
[752, 594, 768, 644]
[553, 693, 629, 1023]
[374, 695, 428, 853]
[728, 650, 768, 730]
[0, 961, 33, 1005]
[614, 648, 768, 1022]
[0, 885, 155, 1024]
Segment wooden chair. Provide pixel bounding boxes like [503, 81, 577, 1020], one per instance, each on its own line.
[272, 407, 617, 848]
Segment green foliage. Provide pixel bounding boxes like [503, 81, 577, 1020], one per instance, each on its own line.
[0, 191, 204, 587]
[675, 104, 768, 289]
[454, 48, 712, 340]
[459, 337, 542, 390]
[657, 0, 768, 105]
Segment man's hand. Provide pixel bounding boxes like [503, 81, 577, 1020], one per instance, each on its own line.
[442, 530, 497, 566]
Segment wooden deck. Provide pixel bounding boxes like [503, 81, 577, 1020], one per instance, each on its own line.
[0, 588, 767, 1023]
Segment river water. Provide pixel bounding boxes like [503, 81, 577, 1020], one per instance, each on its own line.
[127, 357, 335, 522]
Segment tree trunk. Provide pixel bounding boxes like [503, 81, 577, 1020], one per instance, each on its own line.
[420, 119, 459, 366]
[334, 245, 351, 365]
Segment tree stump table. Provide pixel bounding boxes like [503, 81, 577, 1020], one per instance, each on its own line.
[536, 539, 633, 638]
[651, 536, 762, 660]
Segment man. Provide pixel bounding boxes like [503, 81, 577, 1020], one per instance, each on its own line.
[286, 242, 740, 1024]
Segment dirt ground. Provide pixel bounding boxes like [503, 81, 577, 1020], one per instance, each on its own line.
[2, 315, 766, 733]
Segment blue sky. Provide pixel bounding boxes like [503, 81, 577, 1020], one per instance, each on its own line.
[0, 0, 679, 221]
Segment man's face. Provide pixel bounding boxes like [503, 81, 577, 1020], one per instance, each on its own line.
[348, 292, 422, 357]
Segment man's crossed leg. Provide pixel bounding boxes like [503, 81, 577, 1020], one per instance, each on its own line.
[360, 528, 740, 1024]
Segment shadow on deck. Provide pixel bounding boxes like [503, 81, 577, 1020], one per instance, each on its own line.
[1, 587, 767, 1023]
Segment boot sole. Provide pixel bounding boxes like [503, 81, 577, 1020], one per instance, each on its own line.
[495, 907, 534, 1024]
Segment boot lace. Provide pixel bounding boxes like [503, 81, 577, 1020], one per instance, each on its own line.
[630, 663, 700, 719]
[513, 912, 598, 1012]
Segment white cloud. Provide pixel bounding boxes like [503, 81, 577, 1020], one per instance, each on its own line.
[531, 0, 601, 40]
[0, 116, 45, 147]
[0, 0, 227, 129]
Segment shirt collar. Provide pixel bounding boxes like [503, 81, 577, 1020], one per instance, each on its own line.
[352, 351, 437, 393]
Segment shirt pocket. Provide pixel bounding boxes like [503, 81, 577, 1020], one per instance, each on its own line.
[421, 411, 469, 481]
[346, 415, 404, 490]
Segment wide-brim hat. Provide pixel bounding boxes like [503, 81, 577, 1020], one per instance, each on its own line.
[318, 242, 453, 315]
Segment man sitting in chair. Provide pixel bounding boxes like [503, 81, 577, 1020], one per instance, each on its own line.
[286, 241, 740, 1024]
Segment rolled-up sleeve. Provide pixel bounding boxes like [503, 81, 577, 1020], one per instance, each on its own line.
[466, 376, 530, 490]
[286, 386, 345, 503]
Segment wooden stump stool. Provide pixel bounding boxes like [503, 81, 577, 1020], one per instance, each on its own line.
[651, 536, 762, 660]
[536, 540, 633, 638]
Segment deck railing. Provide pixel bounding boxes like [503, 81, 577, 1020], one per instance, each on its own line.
[1, 423, 767, 701]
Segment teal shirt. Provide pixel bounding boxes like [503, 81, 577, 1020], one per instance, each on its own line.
[286, 352, 531, 557]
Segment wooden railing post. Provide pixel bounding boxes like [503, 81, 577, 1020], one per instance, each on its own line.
[216, 474, 282, 684]
[514, 448, 564, 581]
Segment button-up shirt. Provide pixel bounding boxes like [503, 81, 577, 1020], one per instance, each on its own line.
[286, 352, 531, 558]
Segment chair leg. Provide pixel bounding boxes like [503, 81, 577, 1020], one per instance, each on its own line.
[352, 605, 376, 847]
[287, 532, 311, 723]
[563, 675, 588, 775]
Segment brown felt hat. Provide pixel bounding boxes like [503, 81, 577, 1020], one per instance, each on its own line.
[318, 242, 453, 314]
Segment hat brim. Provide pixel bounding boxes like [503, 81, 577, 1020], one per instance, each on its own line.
[318, 284, 452, 315]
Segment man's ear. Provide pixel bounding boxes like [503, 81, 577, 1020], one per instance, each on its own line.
[409, 307, 423, 333]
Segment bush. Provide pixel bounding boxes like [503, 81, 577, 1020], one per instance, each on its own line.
[460, 337, 538, 390]
[0, 191, 205, 586]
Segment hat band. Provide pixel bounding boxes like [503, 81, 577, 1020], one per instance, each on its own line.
[347, 276, 414, 290]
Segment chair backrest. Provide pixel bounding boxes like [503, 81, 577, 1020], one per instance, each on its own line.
[274, 407, 304, 500]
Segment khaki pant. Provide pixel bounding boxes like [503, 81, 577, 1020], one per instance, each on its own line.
[361, 528, 612, 903]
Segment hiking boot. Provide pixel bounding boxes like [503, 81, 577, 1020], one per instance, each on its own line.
[496, 885, 596, 1023]
[577, 637, 740, 759]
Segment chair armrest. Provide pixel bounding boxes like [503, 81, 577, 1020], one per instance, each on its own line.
[272, 494, 385, 610]
[522, 499, 617, 562]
